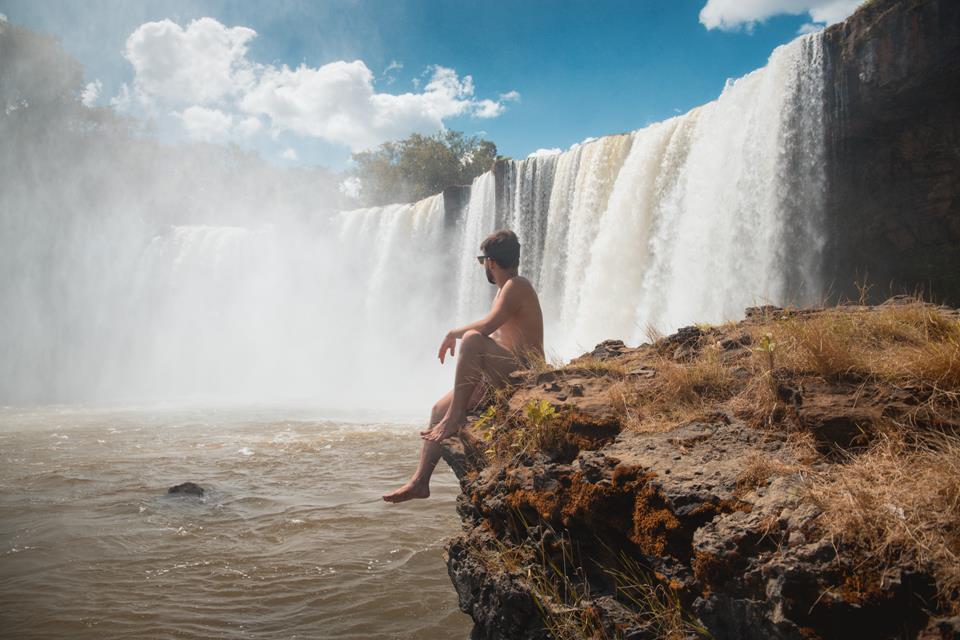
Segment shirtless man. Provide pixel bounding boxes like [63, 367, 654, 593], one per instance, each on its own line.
[382, 229, 544, 503]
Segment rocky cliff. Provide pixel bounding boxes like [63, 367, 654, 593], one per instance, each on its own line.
[440, 299, 960, 639]
[822, 0, 960, 304]
[433, 2, 960, 637]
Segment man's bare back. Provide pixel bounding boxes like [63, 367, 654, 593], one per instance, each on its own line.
[489, 275, 544, 365]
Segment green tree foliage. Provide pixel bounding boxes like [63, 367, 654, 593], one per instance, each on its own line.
[351, 130, 497, 206]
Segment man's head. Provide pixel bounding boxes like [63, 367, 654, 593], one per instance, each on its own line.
[479, 229, 521, 284]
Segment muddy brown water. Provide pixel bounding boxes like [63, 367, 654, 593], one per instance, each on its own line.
[0, 406, 472, 639]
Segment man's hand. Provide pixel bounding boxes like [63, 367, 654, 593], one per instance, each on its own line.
[438, 332, 457, 364]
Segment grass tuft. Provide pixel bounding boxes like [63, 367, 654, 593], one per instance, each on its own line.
[808, 428, 960, 609]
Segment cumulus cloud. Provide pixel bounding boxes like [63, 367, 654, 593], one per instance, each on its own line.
[124, 18, 256, 106]
[473, 99, 505, 119]
[81, 80, 102, 107]
[178, 105, 234, 141]
[240, 61, 499, 151]
[116, 17, 516, 155]
[280, 147, 298, 160]
[699, 0, 862, 31]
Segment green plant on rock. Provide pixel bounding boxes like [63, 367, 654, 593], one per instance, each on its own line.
[486, 398, 568, 462]
[526, 398, 558, 427]
[756, 332, 777, 372]
[475, 405, 499, 434]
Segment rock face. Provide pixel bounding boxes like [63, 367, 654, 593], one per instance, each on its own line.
[822, 0, 960, 304]
[442, 416, 939, 639]
[440, 300, 960, 640]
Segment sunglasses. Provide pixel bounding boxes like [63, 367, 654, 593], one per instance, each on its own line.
[476, 255, 488, 265]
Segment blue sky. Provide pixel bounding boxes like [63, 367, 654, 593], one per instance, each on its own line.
[0, 0, 861, 170]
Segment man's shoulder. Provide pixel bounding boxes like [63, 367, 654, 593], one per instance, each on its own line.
[503, 276, 540, 305]
[504, 275, 536, 294]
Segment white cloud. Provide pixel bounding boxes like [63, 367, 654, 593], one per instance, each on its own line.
[178, 105, 234, 141]
[381, 59, 403, 84]
[110, 83, 132, 110]
[281, 147, 298, 160]
[124, 17, 256, 106]
[0, 13, 7, 23]
[473, 99, 504, 119]
[699, 0, 862, 31]
[527, 148, 561, 158]
[81, 80, 102, 107]
[116, 17, 516, 155]
[241, 61, 507, 151]
[235, 116, 263, 137]
[797, 22, 823, 34]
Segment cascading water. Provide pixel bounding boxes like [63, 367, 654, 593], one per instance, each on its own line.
[0, 29, 826, 411]
[454, 172, 498, 321]
[348, 31, 827, 363]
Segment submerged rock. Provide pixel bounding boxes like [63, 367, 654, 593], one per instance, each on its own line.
[167, 482, 204, 497]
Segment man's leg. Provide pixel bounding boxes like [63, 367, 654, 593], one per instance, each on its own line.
[423, 330, 521, 442]
[382, 386, 484, 503]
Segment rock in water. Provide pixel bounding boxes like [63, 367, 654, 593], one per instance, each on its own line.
[167, 482, 204, 497]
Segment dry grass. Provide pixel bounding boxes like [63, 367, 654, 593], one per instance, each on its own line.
[655, 348, 738, 405]
[734, 452, 806, 495]
[560, 355, 630, 378]
[515, 346, 567, 377]
[474, 514, 709, 640]
[808, 428, 960, 609]
[528, 535, 709, 640]
[604, 301, 960, 435]
[742, 303, 960, 388]
[602, 549, 711, 639]
[609, 345, 741, 433]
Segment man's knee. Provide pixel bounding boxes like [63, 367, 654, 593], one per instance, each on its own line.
[461, 329, 485, 351]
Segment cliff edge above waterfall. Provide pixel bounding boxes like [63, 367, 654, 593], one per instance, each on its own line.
[440, 298, 960, 639]
[821, 0, 960, 304]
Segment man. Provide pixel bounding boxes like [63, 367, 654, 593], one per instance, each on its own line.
[382, 229, 544, 503]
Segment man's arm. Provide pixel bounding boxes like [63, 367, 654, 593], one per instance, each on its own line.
[438, 280, 521, 363]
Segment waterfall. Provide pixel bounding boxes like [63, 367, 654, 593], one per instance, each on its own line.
[454, 172, 497, 321]
[0, 30, 826, 411]
[358, 31, 827, 360]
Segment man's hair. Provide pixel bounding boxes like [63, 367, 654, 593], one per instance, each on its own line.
[481, 229, 521, 269]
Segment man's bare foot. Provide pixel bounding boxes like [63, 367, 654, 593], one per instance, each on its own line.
[422, 418, 461, 442]
[382, 481, 430, 503]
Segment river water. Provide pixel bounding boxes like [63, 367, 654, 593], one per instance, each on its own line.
[0, 405, 471, 639]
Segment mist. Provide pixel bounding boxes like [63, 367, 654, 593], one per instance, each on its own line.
[0, 21, 457, 412]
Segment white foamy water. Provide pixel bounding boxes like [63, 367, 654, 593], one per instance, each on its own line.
[343, 32, 827, 361]
[0, 406, 470, 639]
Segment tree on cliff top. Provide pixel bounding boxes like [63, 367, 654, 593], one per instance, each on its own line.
[350, 130, 496, 206]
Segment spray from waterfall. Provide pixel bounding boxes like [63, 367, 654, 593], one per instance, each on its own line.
[1, 24, 827, 411]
